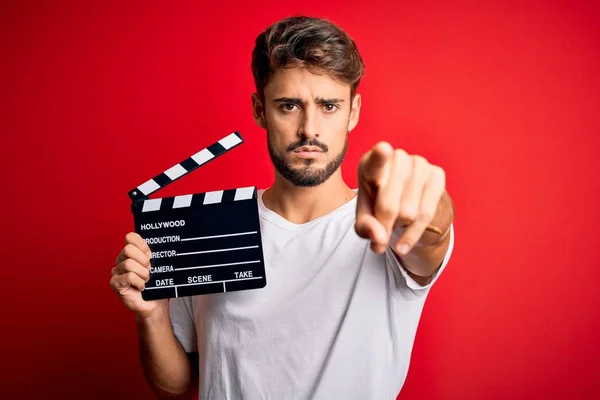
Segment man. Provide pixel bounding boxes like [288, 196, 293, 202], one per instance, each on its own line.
[110, 15, 455, 399]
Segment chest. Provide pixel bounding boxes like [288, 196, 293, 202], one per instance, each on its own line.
[196, 217, 369, 321]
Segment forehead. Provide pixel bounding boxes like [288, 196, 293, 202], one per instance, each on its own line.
[264, 66, 351, 100]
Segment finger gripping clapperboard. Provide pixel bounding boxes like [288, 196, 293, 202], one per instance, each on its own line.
[128, 131, 267, 300]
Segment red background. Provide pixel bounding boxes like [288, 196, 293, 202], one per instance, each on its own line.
[2, 1, 599, 399]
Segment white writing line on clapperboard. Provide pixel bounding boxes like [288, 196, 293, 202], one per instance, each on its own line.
[181, 231, 258, 241]
[150, 246, 259, 259]
[145, 276, 263, 290]
[175, 260, 261, 271]
[150, 260, 260, 274]
[145, 231, 259, 252]
[176, 245, 259, 257]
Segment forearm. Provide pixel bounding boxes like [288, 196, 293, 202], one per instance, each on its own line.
[395, 190, 455, 281]
[136, 310, 196, 399]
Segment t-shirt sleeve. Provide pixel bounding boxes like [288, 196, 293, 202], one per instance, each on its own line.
[386, 224, 455, 300]
[168, 297, 198, 353]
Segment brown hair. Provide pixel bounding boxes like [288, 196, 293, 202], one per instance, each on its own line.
[251, 15, 365, 101]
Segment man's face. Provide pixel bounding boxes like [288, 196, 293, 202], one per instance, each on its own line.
[252, 66, 361, 187]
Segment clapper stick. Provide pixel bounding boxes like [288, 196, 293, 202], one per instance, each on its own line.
[128, 131, 267, 300]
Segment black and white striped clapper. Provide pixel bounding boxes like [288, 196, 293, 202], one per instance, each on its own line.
[128, 131, 267, 301]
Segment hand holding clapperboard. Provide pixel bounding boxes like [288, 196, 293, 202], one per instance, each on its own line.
[127, 131, 267, 301]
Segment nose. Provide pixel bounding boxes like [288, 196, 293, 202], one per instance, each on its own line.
[299, 106, 320, 139]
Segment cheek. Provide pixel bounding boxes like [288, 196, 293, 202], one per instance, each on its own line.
[331, 136, 348, 154]
[326, 116, 350, 142]
[266, 126, 293, 151]
[268, 116, 299, 143]
[325, 111, 349, 130]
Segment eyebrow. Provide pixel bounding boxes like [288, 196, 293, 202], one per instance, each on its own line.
[273, 97, 345, 104]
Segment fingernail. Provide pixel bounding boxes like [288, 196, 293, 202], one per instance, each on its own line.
[396, 244, 409, 256]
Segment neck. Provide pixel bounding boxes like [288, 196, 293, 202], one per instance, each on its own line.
[262, 169, 356, 224]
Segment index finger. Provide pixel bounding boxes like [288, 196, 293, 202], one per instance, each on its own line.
[359, 142, 394, 187]
[125, 232, 151, 255]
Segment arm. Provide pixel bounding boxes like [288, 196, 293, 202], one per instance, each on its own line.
[137, 310, 199, 399]
[110, 232, 198, 399]
[355, 142, 455, 287]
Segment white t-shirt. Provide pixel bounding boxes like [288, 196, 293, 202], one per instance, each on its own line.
[169, 188, 454, 399]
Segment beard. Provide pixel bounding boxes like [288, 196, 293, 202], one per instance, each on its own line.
[267, 131, 348, 187]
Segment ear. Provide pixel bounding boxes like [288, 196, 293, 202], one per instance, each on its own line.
[251, 92, 266, 129]
[348, 93, 361, 132]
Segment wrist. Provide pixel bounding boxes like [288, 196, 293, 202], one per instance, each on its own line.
[135, 306, 170, 328]
[429, 191, 454, 238]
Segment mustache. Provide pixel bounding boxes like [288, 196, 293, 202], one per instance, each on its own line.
[286, 138, 328, 152]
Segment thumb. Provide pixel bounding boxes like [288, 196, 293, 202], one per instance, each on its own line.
[355, 214, 389, 253]
[355, 187, 390, 253]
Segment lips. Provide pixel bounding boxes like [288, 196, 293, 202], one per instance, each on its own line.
[294, 146, 323, 153]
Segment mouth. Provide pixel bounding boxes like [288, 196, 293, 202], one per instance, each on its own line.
[293, 146, 323, 160]
[294, 146, 324, 153]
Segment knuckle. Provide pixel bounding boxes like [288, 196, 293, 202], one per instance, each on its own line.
[376, 203, 398, 220]
[419, 210, 435, 222]
[412, 156, 429, 173]
[123, 258, 136, 272]
[123, 244, 136, 258]
[109, 276, 121, 292]
[394, 149, 408, 157]
[413, 154, 428, 165]
[399, 206, 418, 222]
[125, 232, 137, 244]
[435, 166, 446, 183]
[125, 272, 143, 290]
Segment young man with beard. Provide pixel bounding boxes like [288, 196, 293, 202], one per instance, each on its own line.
[110, 15, 455, 400]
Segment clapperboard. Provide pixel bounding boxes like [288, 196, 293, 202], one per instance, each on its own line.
[128, 131, 267, 300]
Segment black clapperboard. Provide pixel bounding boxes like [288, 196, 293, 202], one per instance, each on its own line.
[128, 131, 267, 300]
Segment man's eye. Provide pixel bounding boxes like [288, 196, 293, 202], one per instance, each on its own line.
[323, 103, 337, 112]
[281, 104, 297, 111]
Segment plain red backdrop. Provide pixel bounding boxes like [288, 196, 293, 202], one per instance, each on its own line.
[1, 1, 599, 399]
